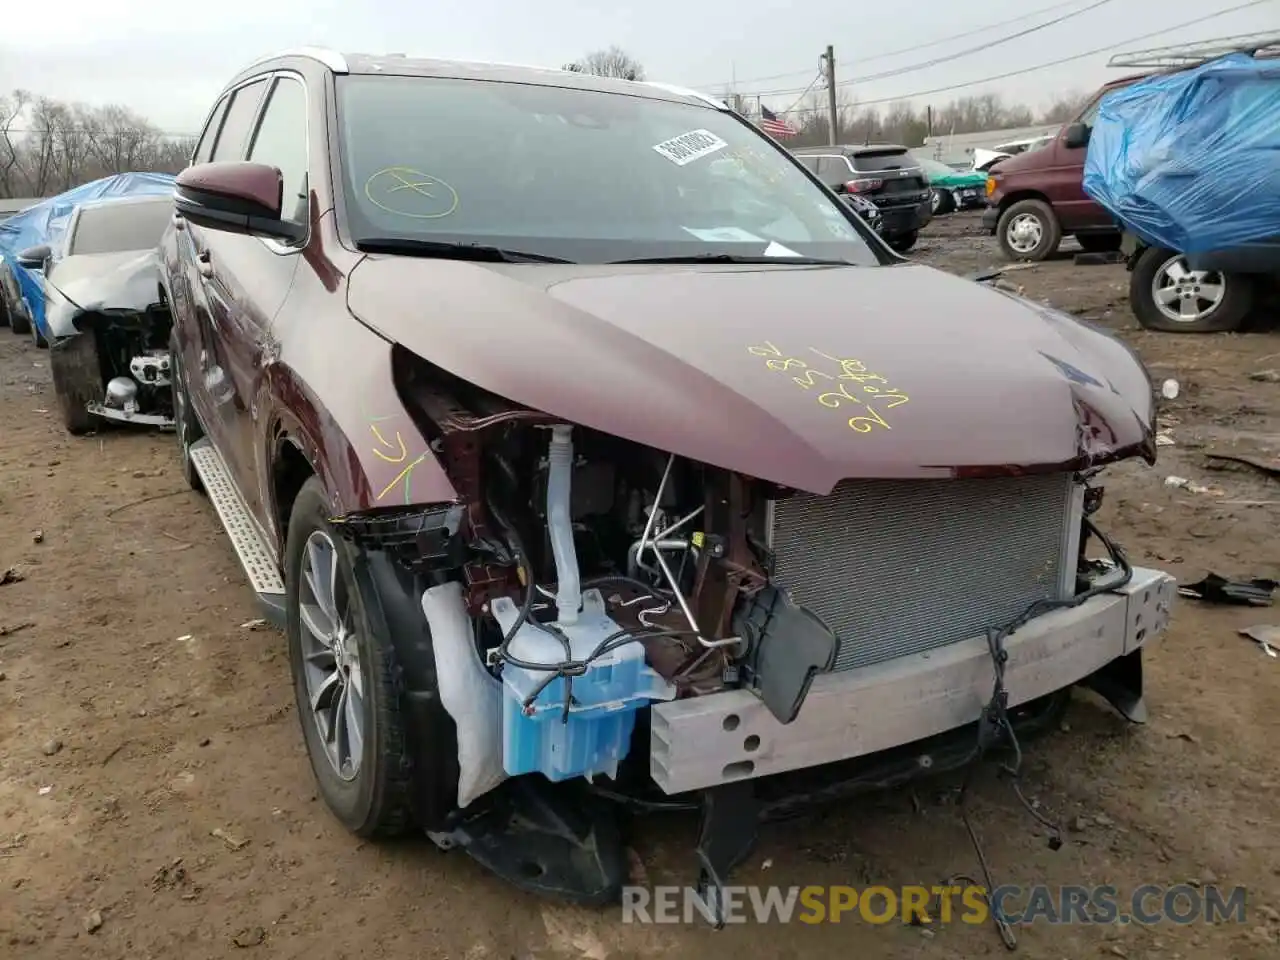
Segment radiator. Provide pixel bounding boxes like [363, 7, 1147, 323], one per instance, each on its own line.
[767, 473, 1081, 672]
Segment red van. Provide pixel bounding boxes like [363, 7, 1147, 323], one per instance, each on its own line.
[982, 74, 1146, 261]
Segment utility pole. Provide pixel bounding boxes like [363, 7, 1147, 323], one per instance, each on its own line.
[821, 45, 838, 146]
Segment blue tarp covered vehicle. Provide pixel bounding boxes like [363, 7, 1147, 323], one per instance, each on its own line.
[1083, 52, 1280, 255]
[0, 173, 175, 342]
[1082, 50, 1280, 333]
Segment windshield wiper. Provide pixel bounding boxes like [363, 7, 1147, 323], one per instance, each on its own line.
[356, 237, 573, 263]
[609, 253, 853, 266]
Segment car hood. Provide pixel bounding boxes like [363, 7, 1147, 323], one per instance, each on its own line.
[935, 170, 987, 188]
[45, 250, 162, 315]
[346, 257, 1155, 494]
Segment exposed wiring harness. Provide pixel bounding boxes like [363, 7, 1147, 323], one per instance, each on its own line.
[948, 515, 1132, 951]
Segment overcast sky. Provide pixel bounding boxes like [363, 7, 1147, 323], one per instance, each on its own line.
[1, 0, 1275, 134]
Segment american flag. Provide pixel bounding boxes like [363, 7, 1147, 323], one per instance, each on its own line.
[758, 104, 799, 139]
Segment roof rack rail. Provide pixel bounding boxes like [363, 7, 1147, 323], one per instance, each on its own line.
[245, 47, 349, 74]
[1107, 30, 1280, 70]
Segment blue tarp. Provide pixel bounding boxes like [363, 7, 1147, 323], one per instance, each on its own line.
[0, 173, 176, 336]
[1083, 53, 1280, 255]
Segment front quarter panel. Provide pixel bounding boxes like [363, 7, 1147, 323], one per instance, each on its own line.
[260, 211, 459, 532]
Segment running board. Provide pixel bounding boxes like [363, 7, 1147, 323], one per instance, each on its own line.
[188, 437, 287, 627]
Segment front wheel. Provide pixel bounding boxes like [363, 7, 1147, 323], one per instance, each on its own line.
[32, 318, 48, 349]
[1129, 246, 1253, 333]
[49, 333, 103, 435]
[997, 199, 1061, 262]
[930, 188, 955, 216]
[286, 476, 415, 838]
[9, 299, 31, 336]
[886, 231, 918, 253]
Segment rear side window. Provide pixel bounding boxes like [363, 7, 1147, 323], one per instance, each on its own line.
[248, 77, 309, 223]
[851, 151, 916, 173]
[68, 201, 174, 255]
[815, 156, 850, 181]
[192, 96, 230, 165]
[212, 79, 269, 162]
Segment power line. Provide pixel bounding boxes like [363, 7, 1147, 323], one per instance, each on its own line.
[693, 0, 1109, 89]
[5, 126, 197, 138]
[753, 0, 1115, 94]
[843, 0, 1114, 87]
[773, 0, 1273, 109]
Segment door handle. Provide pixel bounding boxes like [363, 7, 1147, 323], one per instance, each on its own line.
[196, 250, 213, 279]
[172, 213, 186, 231]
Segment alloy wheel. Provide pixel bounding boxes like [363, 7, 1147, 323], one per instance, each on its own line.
[298, 531, 366, 782]
[1152, 255, 1227, 324]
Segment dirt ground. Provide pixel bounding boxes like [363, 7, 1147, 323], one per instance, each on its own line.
[2, 211, 1280, 960]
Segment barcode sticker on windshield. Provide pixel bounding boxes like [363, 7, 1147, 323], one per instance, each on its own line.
[653, 129, 728, 166]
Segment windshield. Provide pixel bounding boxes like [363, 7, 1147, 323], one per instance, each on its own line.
[69, 200, 172, 256]
[334, 75, 879, 265]
[912, 156, 959, 178]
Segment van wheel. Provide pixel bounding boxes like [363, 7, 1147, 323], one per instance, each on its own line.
[49, 334, 103, 435]
[997, 199, 1061, 261]
[286, 476, 415, 838]
[1129, 247, 1253, 333]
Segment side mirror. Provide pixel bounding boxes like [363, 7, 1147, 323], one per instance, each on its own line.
[16, 244, 51, 270]
[174, 161, 306, 243]
[1063, 122, 1091, 150]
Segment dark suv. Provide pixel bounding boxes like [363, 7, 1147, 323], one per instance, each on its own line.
[792, 144, 932, 251]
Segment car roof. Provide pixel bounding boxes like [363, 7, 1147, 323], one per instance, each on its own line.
[227, 48, 730, 112]
[76, 195, 172, 213]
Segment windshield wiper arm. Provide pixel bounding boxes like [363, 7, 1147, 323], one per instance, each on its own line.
[609, 253, 853, 266]
[356, 237, 573, 263]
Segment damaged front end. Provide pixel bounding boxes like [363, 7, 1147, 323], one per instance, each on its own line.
[46, 250, 174, 431]
[327, 345, 1176, 927]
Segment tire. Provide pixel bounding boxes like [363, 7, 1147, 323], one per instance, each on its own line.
[32, 318, 48, 349]
[930, 188, 955, 216]
[887, 231, 918, 253]
[1077, 233, 1122, 254]
[170, 330, 205, 493]
[9, 301, 31, 336]
[49, 333, 103, 435]
[285, 475, 414, 838]
[997, 198, 1061, 262]
[1129, 246, 1253, 333]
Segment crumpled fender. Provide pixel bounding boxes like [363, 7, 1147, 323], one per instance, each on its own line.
[43, 249, 165, 339]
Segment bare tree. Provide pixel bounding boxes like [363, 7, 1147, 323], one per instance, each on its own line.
[1039, 90, 1091, 124]
[563, 46, 646, 81]
[0, 88, 196, 198]
[0, 90, 28, 198]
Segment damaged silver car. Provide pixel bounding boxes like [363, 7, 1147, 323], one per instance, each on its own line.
[18, 195, 175, 434]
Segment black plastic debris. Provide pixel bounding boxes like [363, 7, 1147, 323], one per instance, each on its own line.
[1178, 573, 1277, 606]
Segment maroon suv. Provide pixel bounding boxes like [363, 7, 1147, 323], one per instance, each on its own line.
[161, 48, 1171, 915]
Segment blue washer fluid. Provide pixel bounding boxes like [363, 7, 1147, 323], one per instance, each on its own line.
[492, 589, 677, 782]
